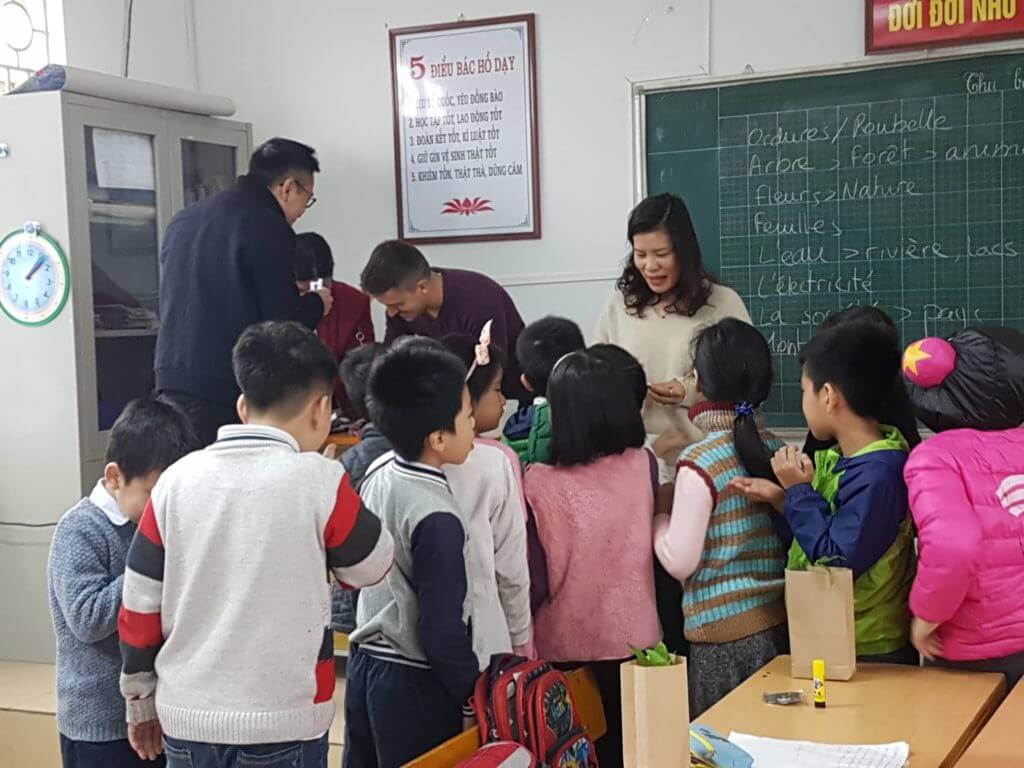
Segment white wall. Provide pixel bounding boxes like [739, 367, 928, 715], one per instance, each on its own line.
[62, 0, 197, 90]
[188, 0, 721, 333]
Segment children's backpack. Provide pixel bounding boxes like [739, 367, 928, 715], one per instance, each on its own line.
[455, 742, 538, 768]
[472, 654, 599, 768]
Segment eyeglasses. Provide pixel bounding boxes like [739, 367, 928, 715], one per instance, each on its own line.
[283, 178, 317, 209]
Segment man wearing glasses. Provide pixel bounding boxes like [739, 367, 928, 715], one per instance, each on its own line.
[155, 138, 333, 445]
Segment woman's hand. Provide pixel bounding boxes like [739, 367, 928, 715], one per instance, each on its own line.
[911, 617, 943, 661]
[728, 477, 786, 512]
[648, 378, 686, 406]
[771, 445, 815, 489]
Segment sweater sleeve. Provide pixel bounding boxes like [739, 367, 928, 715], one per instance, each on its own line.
[49, 518, 123, 644]
[525, 503, 549, 612]
[324, 475, 394, 589]
[356, 299, 375, 344]
[905, 447, 979, 624]
[119, 501, 166, 724]
[245, 217, 322, 329]
[490, 458, 531, 647]
[784, 462, 906, 578]
[713, 285, 752, 323]
[654, 464, 715, 581]
[592, 294, 615, 345]
[411, 512, 479, 710]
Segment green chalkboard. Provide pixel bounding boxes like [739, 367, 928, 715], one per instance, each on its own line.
[643, 51, 1024, 426]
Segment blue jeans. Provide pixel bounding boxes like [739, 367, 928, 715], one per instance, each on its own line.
[163, 734, 328, 768]
[60, 734, 165, 768]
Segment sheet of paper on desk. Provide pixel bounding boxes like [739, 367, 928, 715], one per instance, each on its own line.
[728, 733, 909, 768]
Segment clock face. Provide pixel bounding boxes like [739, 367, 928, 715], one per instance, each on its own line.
[0, 230, 70, 326]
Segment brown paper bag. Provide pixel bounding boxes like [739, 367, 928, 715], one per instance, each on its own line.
[786, 566, 857, 681]
[621, 656, 689, 768]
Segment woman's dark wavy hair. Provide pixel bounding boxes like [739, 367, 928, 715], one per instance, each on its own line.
[617, 193, 717, 318]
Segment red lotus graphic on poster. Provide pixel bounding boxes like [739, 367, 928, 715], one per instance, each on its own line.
[441, 197, 495, 216]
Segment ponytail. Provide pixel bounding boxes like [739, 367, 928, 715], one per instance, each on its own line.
[732, 403, 777, 483]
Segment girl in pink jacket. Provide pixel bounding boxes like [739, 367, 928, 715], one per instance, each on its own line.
[903, 326, 1024, 686]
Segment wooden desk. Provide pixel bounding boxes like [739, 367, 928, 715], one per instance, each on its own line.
[957, 680, 1024, 767]
[699, 656, 1005, 768]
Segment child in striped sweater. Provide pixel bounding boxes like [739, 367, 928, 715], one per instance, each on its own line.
[654, 318, 788, 716]
[118, 322, 394, 765]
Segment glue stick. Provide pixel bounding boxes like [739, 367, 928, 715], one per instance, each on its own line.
[813, 659, 827, 709]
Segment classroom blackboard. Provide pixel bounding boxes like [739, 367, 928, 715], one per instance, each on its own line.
[642, 51, 1024, 426]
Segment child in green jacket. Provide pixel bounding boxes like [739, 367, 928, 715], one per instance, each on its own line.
[503, 316, 584, 465]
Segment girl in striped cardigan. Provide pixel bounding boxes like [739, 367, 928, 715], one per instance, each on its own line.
[653, 318, 789, 716]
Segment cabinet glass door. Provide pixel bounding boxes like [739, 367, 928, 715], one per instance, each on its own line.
[84, 126, 159, 431]
[182, 139, 237, 206]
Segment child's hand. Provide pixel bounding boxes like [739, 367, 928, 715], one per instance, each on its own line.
[128, 719, 164, 761]
[911, 617, 943, 661]
[771, 445, 815, 489]
[648, 379, 686, 406]
[729, 477, 785, 512]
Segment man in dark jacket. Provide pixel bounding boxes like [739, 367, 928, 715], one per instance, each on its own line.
[155, 138, 333, 445]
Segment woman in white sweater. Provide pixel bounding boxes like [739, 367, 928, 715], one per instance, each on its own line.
[594, 193, 751, 457]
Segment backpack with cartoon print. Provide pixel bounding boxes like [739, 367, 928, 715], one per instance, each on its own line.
[472, 654, 599, 768]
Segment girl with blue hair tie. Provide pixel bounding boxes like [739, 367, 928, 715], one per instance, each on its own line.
[653, 318, 789, 715]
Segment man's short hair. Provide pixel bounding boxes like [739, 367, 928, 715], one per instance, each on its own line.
[232, 321, 337, 417]
[106, 398, 199, 481]
[360, 240, 431, 296]
[248, 138, 320, 187]
[366, 343, 466, 460]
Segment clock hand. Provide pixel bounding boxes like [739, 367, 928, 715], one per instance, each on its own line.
[25, 254, 46, 280]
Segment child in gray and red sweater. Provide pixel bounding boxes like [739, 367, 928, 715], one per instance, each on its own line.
[118, 322, 393, 766]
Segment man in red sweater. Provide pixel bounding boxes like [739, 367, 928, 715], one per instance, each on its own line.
[360, 239, 529, 405]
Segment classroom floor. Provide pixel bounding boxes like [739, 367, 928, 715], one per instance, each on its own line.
[0, 661, 349, 768]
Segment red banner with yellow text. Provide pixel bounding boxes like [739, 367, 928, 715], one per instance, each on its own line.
[867, 0, 1024, 52]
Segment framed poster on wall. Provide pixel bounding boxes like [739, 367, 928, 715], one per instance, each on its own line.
[389, 14, 540, 244]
